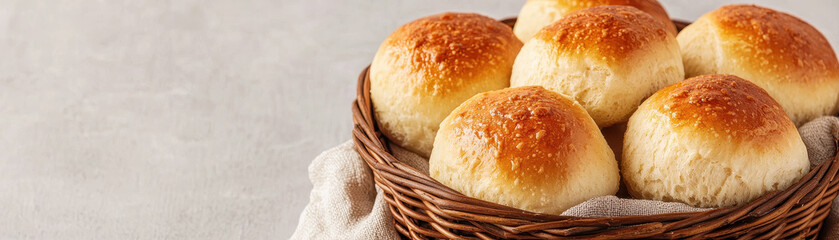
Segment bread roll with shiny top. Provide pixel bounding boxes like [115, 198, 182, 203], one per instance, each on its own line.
[429, 86, 619, 214]
[511, 5, 684, 128]
[623, 74, 809, 208]
[678, 4, 839, 125]
[514, 0, 677, 42]
[371, 13, 523, 157]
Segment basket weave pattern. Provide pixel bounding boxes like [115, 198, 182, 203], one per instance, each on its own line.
[350, 19, 839, 239]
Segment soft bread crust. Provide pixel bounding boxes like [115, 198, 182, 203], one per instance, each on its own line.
[371, 13, 523, 157]
[429, 86, 619, 214]
[511, 5, 684, 128]
[623, 75, 809, 208]
[678, 4, 839, 125]
[513, 0, 676, 42]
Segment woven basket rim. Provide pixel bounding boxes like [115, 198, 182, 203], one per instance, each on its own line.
[351, 17, 839, 239]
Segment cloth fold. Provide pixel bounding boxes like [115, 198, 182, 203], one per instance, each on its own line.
[292, 116, 839, 239]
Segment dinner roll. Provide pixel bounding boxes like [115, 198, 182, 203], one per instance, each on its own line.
[429, 86, 619, 214]
[370, 13, 523, 157]
[623, 74, 809, 208]
[511, 5, 684, 128]
[678, 4, 839, 125]
[514, 0, 677, 42]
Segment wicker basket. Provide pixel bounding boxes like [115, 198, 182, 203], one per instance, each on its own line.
[351, 18, 839, 239]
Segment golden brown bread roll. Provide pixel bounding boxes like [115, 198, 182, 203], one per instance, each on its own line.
[429, 86, 619, 214]
[370, 13, 523, 157]
[678, 4, 839, 125]
[622, 74, 809, 208]
[513, 0, 677, 42]
[511, 5, 684, 128]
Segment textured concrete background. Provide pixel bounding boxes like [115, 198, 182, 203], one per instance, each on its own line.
[0, 0, 836, 239]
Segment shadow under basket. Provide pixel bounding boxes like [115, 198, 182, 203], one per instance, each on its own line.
[350, 18, 839, 239]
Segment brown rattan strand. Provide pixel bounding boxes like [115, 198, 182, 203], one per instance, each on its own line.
[351, 18, 839, 239]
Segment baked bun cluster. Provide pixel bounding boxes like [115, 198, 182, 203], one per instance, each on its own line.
[370, 13, 522, 157]
[622, 75, 810, 207]
[369, 2, 834, 213]
[511, 5, 684, 128]
[513, 0, 677, 42]
[429, 86, 619, 214]
[678, 4, 839, 125]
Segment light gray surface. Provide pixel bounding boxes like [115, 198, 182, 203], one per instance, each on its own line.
[0, 0, 836, 239]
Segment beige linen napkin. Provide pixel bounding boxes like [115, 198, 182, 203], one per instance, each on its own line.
[802, 117, 839, 240]
[292, 116, 839, 239]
